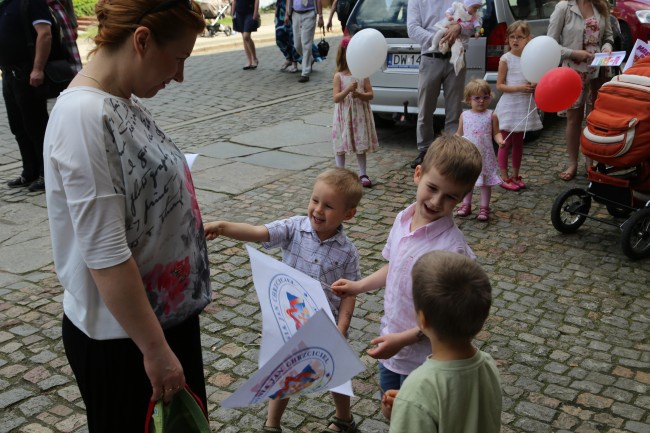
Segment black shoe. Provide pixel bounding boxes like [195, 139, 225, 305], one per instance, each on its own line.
[7, 176, 35, 188]
[298, 75, 310, 83]
[28, 176, 45, 192]
[410, 150, 427, 169]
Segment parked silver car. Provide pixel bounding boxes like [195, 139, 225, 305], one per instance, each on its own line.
[346, 0, 555, 127]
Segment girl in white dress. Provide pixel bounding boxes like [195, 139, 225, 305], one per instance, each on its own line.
[332, 37, 379, 188]
[495, 21, 543, 191]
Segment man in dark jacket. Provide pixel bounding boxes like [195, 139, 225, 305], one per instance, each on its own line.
[0, 0, 53, 192]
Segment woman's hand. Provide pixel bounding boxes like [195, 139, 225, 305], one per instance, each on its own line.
[571, 49, 594, 63]
[326, 16, 333, 32]
[144, 343, 186, 404]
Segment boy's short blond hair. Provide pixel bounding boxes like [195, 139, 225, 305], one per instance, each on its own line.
[412, 251, 492, 341]
[463, 78, 493, 103]
[315, 167, 363, 209]
[419, 135, 482, 194]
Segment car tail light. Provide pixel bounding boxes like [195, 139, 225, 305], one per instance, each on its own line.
[486, 22, 508, 71]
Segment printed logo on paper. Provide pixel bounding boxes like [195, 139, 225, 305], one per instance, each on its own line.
[250, 346, 335, 404]
[269, 274, 320, 341]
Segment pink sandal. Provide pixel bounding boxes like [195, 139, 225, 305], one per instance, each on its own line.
[477, 206, 490, 222]
[359, 175, 372, 188]
[456, 203, 471, 217]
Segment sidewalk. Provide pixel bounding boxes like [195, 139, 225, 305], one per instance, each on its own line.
[76, 11, 343, 61]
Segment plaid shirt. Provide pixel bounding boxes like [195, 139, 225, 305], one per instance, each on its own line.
[263, 216, 360, 321]
[48, 0, 81, 71]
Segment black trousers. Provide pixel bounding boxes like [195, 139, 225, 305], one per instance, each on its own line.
[1, 69, 49, 180]
[62, 314, 207, 433]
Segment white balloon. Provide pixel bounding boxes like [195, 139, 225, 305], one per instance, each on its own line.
[521, 36, 562, 83]
[346, 28, 388, 79]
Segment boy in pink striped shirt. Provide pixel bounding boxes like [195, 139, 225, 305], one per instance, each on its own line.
[332, 135, 482, 393]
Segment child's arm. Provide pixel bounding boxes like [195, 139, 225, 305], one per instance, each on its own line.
[492, 112, 505, 148]
[456, 113, 464, 136]
[368, 326, 422, 359]
[381, 389, 399, 419]
[337, 295, 356, 336]
[333, 74, 358, 104]
[352, 78, 374, 101]
[204, 221, 270, 242]
[496, 59, 535, 94]
[331, 263, 389, 297]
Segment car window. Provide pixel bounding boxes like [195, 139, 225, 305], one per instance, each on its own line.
[509, 0, 557, 20]
[347, 0, 409, 37]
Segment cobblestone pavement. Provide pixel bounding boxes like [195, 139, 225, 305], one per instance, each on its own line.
[1, 40, 650, 433]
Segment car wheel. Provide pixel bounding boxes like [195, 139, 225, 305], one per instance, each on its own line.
[619, 21, 633, 56]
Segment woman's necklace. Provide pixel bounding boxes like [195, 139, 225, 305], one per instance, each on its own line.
[77, 71, 110, 94]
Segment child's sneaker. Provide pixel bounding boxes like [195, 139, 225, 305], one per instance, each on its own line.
[513, 176, 526, 189]
[500, 178, 520, 191]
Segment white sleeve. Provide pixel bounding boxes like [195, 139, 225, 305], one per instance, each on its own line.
[47, 93, 131, 269]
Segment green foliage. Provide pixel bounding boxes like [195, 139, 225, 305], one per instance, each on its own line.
[72, 0, 97, 17]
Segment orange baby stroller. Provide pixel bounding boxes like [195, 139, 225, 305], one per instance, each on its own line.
[551, 57, 650, 259]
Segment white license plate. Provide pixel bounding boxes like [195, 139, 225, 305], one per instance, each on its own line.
[387, 53, 421, 69]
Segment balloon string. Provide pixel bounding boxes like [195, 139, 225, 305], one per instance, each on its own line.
[504, 106, 537, 143]
[524, 93, 532, 138]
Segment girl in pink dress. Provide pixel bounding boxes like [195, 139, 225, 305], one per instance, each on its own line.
[332, 37, 379, 188]
[456, 79, 505, 221]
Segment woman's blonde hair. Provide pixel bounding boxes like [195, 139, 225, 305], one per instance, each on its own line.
[463, 78, 492, 103]
[90, 0, 205, 56]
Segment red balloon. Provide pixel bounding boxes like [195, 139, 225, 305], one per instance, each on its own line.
[534, 67, 582, 112]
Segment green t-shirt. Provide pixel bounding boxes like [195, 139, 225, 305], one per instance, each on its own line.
[389, 350, 502, 433]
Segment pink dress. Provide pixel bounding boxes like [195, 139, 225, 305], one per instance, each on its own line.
[461, 109, 502, 187]
[332, 73, 379, 155]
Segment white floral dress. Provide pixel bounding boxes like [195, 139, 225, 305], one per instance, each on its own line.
[462, 109, 502, 187]
[332, 73, 379, 155]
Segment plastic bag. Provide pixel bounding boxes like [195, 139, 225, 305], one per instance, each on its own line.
[145, 386, 210, 433]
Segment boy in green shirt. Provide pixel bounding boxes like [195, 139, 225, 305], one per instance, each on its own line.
[382, 251, 502, 433]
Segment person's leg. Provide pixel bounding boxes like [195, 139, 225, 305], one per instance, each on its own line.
[498, 129, 512, 181]
[356, 153, 367, 177]
[62, 315, 151, 433]
[265, 397, 290, 428]
[242, 32, 253, 65]
[3, 73, 47, 181]
[335, 153, 346, 167]
[442, 56, 466, 134]
[415, 56, 443, 153]
[378, 363, 406, 393]
[299, 11, 317, 77]
[292, 12, 303, 58]
[562, 106, 584, 180]
[457, 191, 473, 216]
[510, 131, 524, 179]
[328, 392, 355, 431]
[477, 186, 491, 221]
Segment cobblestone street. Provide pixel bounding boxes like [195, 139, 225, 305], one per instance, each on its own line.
[0, 39, 649, 433]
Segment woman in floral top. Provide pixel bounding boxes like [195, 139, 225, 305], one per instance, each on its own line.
[548, 0, 613, 181]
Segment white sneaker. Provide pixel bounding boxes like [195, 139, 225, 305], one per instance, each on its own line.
[288, 65, 299, 73]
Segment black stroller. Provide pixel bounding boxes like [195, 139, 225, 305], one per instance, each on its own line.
[198, 0, 232, 37]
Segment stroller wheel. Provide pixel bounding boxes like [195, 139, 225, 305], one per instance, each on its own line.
[225, 25, 232, 36]
[621, 208, 650, 260]
[551, 188, 591, 233]
[606, 204, 633, 218]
